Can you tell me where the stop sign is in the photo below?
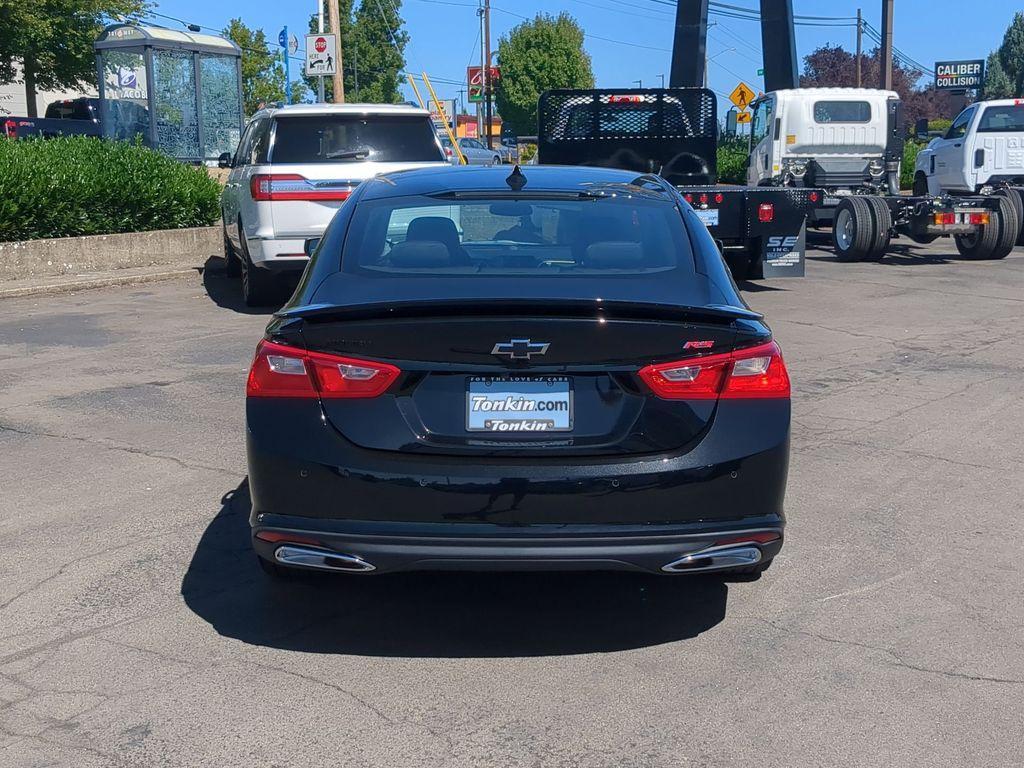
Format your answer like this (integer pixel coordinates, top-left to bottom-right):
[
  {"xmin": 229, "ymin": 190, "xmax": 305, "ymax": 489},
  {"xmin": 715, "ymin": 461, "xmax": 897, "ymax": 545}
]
[{"xmin": 314, "ymin": 37, "xmax": 327, "ymax": 53}]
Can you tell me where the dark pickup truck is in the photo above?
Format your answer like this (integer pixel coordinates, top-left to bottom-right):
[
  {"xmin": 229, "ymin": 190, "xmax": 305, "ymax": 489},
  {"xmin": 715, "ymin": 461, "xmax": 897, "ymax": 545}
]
[
  {"xmin": 2, "ymin": 97, "xmax": 147, "ymax": 142},
  {"xmin": 537, "ymin": 88, "xmax": 822, "ymax": 279}
]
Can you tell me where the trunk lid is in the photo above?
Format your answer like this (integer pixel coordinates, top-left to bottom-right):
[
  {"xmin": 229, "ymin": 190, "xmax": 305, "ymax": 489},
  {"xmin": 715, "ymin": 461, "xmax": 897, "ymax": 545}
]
[{"xmin": 293, "ymin": 298, "xmax": 759, "ymax": 457}]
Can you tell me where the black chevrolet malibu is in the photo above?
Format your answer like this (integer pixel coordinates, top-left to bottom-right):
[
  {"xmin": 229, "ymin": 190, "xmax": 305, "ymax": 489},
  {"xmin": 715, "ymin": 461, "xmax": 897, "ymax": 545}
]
[{"xmin": 246, "ymin": 165, "xmax": 790, "ymax": 579}]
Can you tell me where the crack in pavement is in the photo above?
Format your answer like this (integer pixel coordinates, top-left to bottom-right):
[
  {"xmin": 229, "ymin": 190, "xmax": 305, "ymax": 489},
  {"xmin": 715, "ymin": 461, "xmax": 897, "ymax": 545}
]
[
  {"xmin": 0, "ymin": 422, "xmax": 238, "ymax": 479},
  {"xmin": 734, "ymin": 615, "xmax": 1024, "ymax": 686}
]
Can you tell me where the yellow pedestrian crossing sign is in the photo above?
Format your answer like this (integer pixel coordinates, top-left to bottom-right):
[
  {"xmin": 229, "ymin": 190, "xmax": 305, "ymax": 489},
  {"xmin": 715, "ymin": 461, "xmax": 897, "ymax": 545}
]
[{"xmin": 730, "ymin": 82, "xmax": 756, "ymax": 111}]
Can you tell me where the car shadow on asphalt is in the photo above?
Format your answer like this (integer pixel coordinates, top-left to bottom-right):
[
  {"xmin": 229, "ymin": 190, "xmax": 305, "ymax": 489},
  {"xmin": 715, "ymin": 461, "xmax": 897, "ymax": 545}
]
[
  {"xmin": 200, "ymin": 256, "xmax": 291, "ymax": 315},
  {"xmin": 180, "ymin": 481, "xmax": 731, "ymax": 658}
]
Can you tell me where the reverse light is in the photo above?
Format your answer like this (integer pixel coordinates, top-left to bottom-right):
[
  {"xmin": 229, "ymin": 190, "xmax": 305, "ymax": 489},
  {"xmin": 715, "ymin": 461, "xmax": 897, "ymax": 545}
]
[
  {"xmin": 247, "ymin": 339, "xmax": 401, "ymax": 399},
  {"xmin": 638, "ymin": 340, "xmax": 790, "ymax": 400},
  {"xmin": 758, "ymin": 203, "xmax": 775, "ymax": 223},
  {"xmin": 250, "ymin": 174, "xmax": 353, "ymax": 202}
]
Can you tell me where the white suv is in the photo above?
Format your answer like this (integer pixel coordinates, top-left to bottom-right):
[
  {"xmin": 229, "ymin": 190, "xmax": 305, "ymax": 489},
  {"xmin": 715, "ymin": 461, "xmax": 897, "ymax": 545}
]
[{"xmin": 219, "ymin": 103, "xmax": 446, "ymax": 305}]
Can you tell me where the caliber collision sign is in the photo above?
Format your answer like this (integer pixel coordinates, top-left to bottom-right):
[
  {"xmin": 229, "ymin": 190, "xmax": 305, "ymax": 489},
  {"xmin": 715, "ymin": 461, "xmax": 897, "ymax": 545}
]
[{"xmin": 935, "ymin": 60, "xmax": 985, "ymax": 90}]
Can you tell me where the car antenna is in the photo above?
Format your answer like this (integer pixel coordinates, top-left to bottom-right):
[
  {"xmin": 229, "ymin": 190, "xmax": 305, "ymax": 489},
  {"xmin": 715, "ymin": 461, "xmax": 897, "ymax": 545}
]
[{"xmin": 505, "ymin": 165, "xmax": 527, "ymax": 191}]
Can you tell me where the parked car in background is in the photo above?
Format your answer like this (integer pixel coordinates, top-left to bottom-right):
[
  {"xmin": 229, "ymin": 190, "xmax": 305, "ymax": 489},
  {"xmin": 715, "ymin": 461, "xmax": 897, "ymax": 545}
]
[
  {"xmin": 3, "ymin": 97, "xmax": 148, "ymax": 141},
  {"xmin": 441, "ymin": 135, "xmax": 502, "ymax": 165},
  {"xmin": 219, "ymin": 103, "xmax": 447, "ymax": 305},
  {"xmin": 246, "ymin": 164, "xmax": 791, "ymax": 580}
]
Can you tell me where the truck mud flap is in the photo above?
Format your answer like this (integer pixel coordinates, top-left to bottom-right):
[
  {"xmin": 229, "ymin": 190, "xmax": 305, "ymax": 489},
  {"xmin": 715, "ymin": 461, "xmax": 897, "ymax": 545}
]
[{"xmin": 761, "ymin": 223, "xmax": 806, "ymax": 278}]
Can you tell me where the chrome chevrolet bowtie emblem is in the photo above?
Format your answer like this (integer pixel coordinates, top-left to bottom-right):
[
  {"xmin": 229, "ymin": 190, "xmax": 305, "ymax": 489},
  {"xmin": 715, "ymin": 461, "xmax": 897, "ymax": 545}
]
[{"xmin": 491, "ymin": 339, "xmax": 550, "ymax": 360}]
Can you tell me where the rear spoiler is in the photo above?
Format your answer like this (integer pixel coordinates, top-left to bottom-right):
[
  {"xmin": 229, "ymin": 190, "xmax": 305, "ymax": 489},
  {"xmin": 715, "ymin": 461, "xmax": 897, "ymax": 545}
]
[{"xmin": 277, "ymin": 298, "xmax": 762, "ymax": 323}]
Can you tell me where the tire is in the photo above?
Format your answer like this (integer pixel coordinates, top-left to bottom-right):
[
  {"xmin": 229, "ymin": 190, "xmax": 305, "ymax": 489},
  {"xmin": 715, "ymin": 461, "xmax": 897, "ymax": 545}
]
[
  {"xmin": 723, "ymin": 557, "xmax": 774, "ymax": 580},
  {"xmin": 994, "ymin": 187, "xmax": 1024, "ymax": 249},
  {"xmin": 954, "ymin": 196, "xmax": 1009, "ymax": 260},
  {"xmin": 862, "ymin": 196, "xmax": 892, "ymax": 261},
  {"xmin": 222, "ymin": 223, "xmax": 241, "ymax": 277},
  {"xmin": 238, "ymin": 222, "xmax": 281, "ymax": 306},
  {"xmin": 257, "ymin": 554, "xmax": 296, "ymax": 580},
  {"xmin": 832, "ymin": 196, "xmax": 876, "ymax": 262},
  {"xmin": 913, "ymin": 173, "xmax": 929, "ymax": 196}
]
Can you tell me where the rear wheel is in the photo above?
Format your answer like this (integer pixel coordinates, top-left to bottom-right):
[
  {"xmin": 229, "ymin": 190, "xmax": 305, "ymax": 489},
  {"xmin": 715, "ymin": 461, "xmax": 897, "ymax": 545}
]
[
  {"xmin": 862, "ymin": 196, "xmax": 892, "ymax": 261},
  {"xmin": 832, "ymin": 197, "xmax": 876, "ymax": 262},
  {"xmin": 955, "ymin": 196, "xmax": 1014, "ymax": 260},
  {"xmin": 994, "ymin": 188, "xmax": 1024, "ymax": 249},
  {"xmin": 239, "ymin": 222, "xmax": 281, "ymax": 306}
]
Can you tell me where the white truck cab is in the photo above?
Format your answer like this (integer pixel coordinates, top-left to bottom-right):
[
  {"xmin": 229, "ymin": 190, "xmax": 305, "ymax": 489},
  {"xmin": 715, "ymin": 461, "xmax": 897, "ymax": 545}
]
[
  {"xmin": 747, "ymin": 88, "xmax": 902, "ymax": 198},
  {"xmin": 914, "ymin": 99, "xmax": 1024, "ymax": 196}
]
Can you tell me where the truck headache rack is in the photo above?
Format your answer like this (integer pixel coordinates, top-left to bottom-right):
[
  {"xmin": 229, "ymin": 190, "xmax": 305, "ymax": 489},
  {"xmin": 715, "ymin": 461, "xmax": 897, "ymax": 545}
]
[{"xmin": 538, "ymin": 88, "xmax": 719, "ymax": 186}]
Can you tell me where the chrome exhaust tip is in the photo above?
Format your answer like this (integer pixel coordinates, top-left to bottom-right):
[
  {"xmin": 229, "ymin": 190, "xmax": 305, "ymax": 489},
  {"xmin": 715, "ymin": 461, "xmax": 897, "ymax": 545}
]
[
  {"xmin": 274, "ymin": 545, "xmax": 376, "ymax": 573},
  {"xmin": 662, "ymin": 545, "xmax": 762, "ymax": 574}
]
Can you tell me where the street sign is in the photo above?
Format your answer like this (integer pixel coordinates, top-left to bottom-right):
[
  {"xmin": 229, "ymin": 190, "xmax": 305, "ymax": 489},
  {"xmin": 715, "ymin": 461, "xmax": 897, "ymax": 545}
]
[
  {"xmin": 729, "ymin": 82, "xmax": 755, "ymax": 110},
  {"xmin": 278, "ymin": 29, "xmax": 287, "ymax": 48},
  {"xmin": 467, "ymin": 65, "xmax": 500, "ymax": 103},
  {"xmin": 430, "ymin": 98, "xmax": 457, "ymax": 129},
  {"xmin": 288, "ymin": 34, "xmax": 299, "ymax": 55},
  {"xmin": 305, "ymin": 34, "xmax": 337, "ymax": 76},
  {"xmin": 735, "ymin": 110, "xmax": 752, "ymax": 124},
  {"xmin": 935, "ymin": 59, "xmax": 985, "ymax": 90}
]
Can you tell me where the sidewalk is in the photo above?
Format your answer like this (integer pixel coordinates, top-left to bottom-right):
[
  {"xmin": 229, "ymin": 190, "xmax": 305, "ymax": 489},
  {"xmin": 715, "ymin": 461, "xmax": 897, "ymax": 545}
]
[{"xmin": 0, "ymin": 264, "xmax": 199, "ymax": 299}]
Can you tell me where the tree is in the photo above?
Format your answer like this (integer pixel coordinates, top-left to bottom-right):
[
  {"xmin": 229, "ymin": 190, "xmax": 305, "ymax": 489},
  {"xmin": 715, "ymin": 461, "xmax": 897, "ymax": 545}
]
[
  {"xmin": 800, "ymin": 44, "xmax": 954, "ymax": 128},
  {"xmin": 348, "ymin": 0, "xmax": 407, "ymax": 102},
  {"xmin": 996, "ymin": 12, "xmax": 1024, "ymax": 96},
  {"xmin": 495, "ymin": 13, "xmax": 594, "ymax": 136},
  {"xmin": 984, "ymin": 51, "xmax": 1014, "ymax": 100},
  {"xmin": 0, "ymin": 0, "xmax": 147, "ymax": 117},
  {"xmin": 223, "ymin": 18, "xmax": 307, "ymax": 116}
]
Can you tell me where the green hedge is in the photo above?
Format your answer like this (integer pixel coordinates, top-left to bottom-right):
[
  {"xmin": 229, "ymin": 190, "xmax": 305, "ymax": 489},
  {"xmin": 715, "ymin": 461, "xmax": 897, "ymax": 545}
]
[
  {"xmin": 0, "ymin": 137, "xmax": 221, "ymax": 241},
  {"xmin": 902, "ymin": 140, "xmax": 926, "ymax": 190},
  {"xmin": 717, "ymin": 137, "xmax": 750, "ymax": 184}
]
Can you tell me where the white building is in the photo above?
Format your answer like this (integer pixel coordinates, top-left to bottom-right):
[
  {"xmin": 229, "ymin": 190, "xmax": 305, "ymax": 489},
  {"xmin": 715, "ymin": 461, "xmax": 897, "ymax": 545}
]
[{"xmin": 0, "ymin": 61, "xmax": 97, "ymax": 117}]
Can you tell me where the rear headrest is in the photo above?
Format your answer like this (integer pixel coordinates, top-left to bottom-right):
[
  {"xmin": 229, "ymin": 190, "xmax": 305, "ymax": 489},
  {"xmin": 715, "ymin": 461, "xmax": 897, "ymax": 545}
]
[
  {"xmin": 407, "ymin": 216, "xmax": 461, "ymax": 248},
  {"xmin": 584, "ymin": 241, "xmax": 645, "ymax": 268},
  {"xmin": 388, "ymin": 240, "xmax": 452, "ymax": 268}
]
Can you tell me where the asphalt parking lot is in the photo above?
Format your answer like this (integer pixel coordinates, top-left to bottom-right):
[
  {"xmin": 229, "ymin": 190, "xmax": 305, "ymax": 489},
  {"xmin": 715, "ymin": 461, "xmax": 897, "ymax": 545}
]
[{"xmin": 1, "ymin": 236, "xmax": 1022, "ymax": 767}]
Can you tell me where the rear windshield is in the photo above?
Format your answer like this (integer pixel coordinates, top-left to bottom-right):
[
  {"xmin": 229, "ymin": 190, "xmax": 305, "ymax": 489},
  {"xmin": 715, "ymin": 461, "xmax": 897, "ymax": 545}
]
[
  {"xmin": 44, "ymin": 101, "xmax": 94, "ymax": 120},
  {"xmin": 813, "ymin": 101, "xmax": 871, "ymax": 123},
  {"xmin": 340, "ymin": 193, "xmax": 693, "ymax": 277},
  {"xmin": 270, "ymin": 115, "xmax": 443, "ymax": 163},
  {"xmin": 977, "ymin": 105, "xmax": 1024, "ymax": 132}
]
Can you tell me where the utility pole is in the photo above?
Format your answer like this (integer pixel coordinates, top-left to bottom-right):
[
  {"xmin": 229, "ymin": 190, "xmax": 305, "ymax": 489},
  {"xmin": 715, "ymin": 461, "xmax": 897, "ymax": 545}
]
[
  {"xmin": 317, "ymin": 1, "xmax": 325, "ymax": 103},
  {"xmin": 477, "ymin": 3, "xmax": 485, "ymax": 138},
  {"xmin": 855, "ymin": 8, "xmax": 862, "ymax": 87},
  {"xmin": 327, "ymin": 0, "xmax": 345, "ymax": 103},
  {"xmin": 483, "ymin": 0, "xmax": 493, "ymax": 150},
  {"xmin": 880, "ymin": 0, "xmax": 894, "ymax": 91}
]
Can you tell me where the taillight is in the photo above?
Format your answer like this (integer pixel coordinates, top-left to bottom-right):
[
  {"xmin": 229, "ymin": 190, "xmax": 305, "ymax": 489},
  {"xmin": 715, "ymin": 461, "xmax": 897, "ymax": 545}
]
[
  {"xmin": 246, "ymin": 339, "xmax": 400, "ymax": 399},
  {"xmin": 714, "ymin": 192, "xmax": 724, "ymax": 204},
  {"xmin": 637, "ymin": 340, "xmax": 790, "ymax": 400},
  {"xmin": 933, "ymin": 212, "xmax": 956, "ymax": 225},
  {"xmin": 444, "ymin": 146, "xmax": 453, "ymax": 157},
  {"xmin": 250, "ymin": 174, "xmax": 352, "ymax": 202},
  {"xmin": 808, "ymin": 191, "xmax": 819, "ymax": 203},
  {"xmin": 758, "ymin": 203, "xmax": 775, "ymax": 223},
  {"xmin": 3, "ymin": 119, "xmax": 17, "ymax": 139}
]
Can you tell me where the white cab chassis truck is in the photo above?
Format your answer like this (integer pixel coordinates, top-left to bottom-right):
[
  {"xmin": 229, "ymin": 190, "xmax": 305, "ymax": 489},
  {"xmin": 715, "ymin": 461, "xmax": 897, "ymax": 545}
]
[{"xmin": 748, "ymin": 88, "xmax": 1017, "ymax": 262}]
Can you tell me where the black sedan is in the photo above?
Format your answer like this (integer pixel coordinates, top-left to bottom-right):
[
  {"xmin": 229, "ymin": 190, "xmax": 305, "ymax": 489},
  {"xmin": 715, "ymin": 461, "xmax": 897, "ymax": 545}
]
[{"xmin": 245, "ymin": 165, "xmax": 791, "ymax": 578}]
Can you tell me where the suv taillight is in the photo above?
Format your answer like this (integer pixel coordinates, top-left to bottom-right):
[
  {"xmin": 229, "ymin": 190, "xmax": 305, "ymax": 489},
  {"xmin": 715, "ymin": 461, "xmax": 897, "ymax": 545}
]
[
  {"xmin": 246, "ymin": 340, "xmax": 401, "ymax": 399},
  {"xmin": 249, "ymin": 174, "xmax": 353, "ymax": 202},
  {"xmin": 638, "ymin": 341, "xmax": 790, "ymax": 400}
]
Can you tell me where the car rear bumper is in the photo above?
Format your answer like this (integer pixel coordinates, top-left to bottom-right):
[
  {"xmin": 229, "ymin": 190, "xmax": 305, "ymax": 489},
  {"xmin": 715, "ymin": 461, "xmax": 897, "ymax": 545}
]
[
  {"xmin": 246, "ymin": 236, "xmax": 310, "ymax": 269},
  {"xmin": 246, "ymin": 398, "xmax": 790, "ymax": 574},
  {"xmin": 251, "ymin": 516, "xmax": 785, "ymax": 575}
]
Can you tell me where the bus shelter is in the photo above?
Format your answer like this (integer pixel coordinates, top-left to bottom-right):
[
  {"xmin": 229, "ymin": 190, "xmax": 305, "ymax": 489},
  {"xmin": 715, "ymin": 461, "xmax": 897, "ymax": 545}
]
[{"xmin": 94, "ymin": 23, "xmax": 243, "ymax": 163}]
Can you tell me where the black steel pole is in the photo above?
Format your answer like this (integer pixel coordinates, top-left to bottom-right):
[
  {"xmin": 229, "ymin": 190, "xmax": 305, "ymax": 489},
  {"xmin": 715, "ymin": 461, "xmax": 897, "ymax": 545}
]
[
  {"xmin": 880, "ymin": 0, "xmax": 894, "ymax": 90},
  {"xmin": 669, "ymin": 0, "xmax": 709, "ymax": 88},
  {"xmin": 759, "ymin": 0, "xmax": 798, "ymax": 91}
]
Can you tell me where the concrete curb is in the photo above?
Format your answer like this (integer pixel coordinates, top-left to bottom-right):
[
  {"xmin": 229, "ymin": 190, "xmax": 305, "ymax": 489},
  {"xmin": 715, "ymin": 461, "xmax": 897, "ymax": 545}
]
[
  {"xmin": 0, "ymin": 267, "xmax": 198, "ymax": 300},
  {"xmin": 0, "ymin": 226, "xmax": 219, "ymax": 281}
]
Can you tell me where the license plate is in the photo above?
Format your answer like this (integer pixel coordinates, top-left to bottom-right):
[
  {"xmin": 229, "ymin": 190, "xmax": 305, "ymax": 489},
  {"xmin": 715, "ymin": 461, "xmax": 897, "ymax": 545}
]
[
  {"xmin": 694, "ymin": 208, "xmax": 719, "ymax": 227},
  {"xmin": 466, "ymin": 376, "xmax": 573, "ymax": 432}
]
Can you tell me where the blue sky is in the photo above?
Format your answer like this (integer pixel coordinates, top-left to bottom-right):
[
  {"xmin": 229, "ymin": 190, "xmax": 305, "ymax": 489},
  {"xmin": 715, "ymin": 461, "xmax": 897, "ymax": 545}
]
[{"xmin": 147, "ymin": 0, "xmax": 1022, "ymax": 111}]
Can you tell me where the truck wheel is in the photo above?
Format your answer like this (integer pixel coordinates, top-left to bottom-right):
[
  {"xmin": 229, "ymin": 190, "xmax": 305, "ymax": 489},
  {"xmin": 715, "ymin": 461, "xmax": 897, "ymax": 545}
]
[
  {"xmin": 833, "ymin": 197, "xmax": 876, "ymax": 262},
  {"xmin": 239, "ymin": 224, "xmax": 281, "ymax": 306},
  {"xmin": 913, "ymin": 173, "xmax": 929, "ymax": 196},
  {"xmin": 992, "ymin": 194, "xmax": 1019, "ymax": 259},
  {"xmin": 954, "ymin": 197, "xmax": 1011, "ymax": 260},
  {"xmin": 862, "ymin": 196, "xmax": 892, "ymax": 261},
  {"xmin": 994, "ymin": 188, "xmax": 1024, "ymax": 248}
]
